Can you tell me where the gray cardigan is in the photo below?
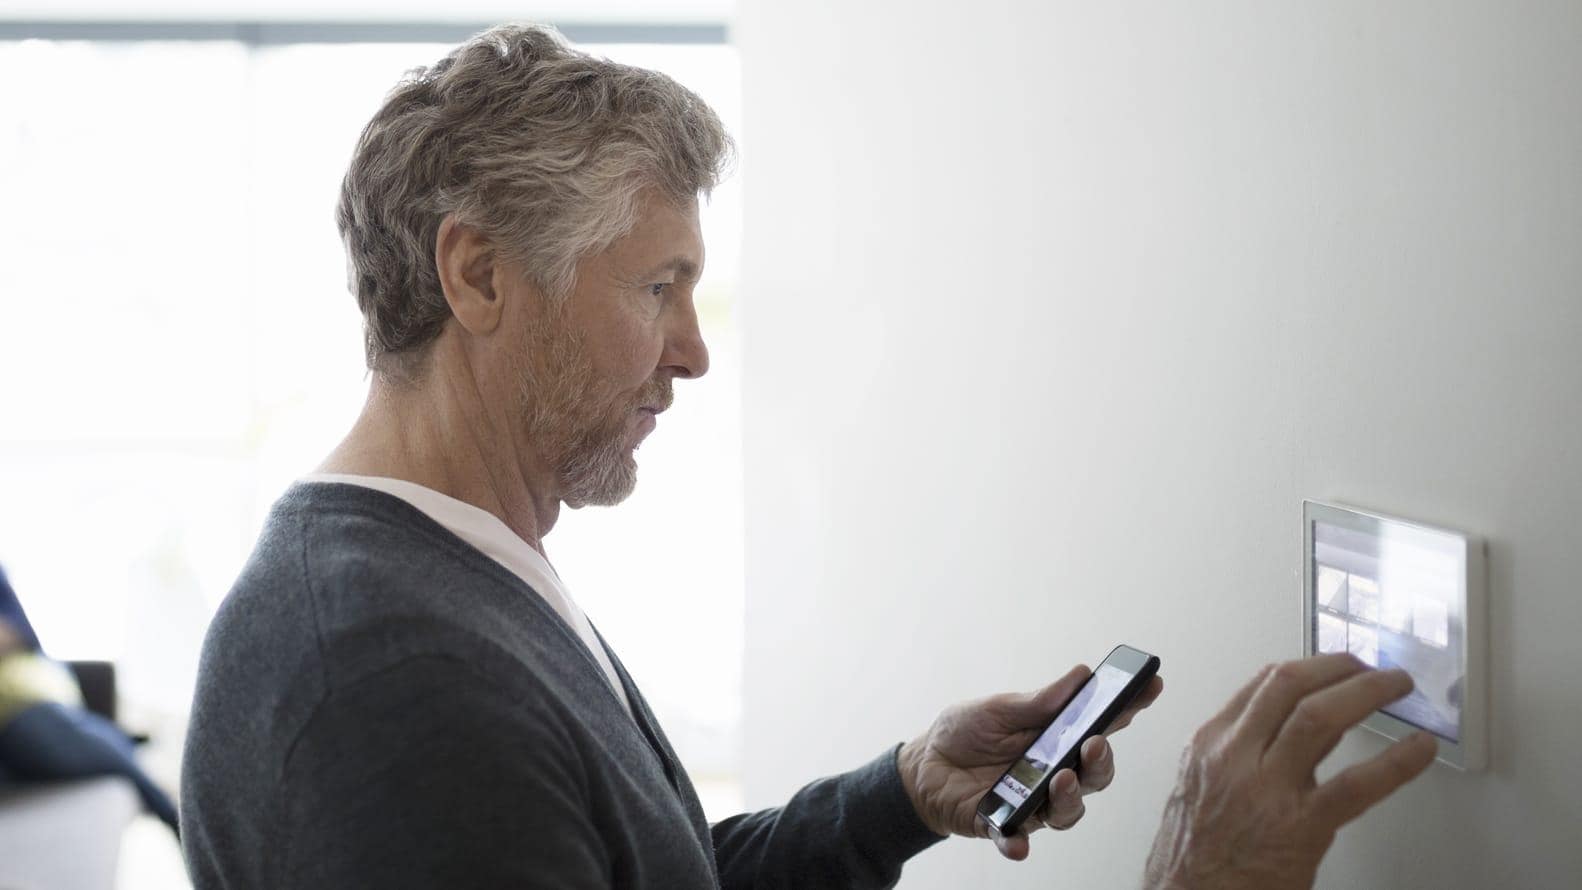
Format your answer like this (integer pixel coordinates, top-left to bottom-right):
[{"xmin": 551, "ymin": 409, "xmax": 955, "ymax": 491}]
[{"xmin": 181, "ymin": 482, "xmax": 943, "ymax": 888}]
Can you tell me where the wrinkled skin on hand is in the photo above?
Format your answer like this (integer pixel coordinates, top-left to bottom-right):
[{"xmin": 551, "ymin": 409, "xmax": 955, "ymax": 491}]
[
  {"xmin": 1143, "ymin": 654, "xmax": 1438, "ymax": 890},
  {"xmin": 898, "ymin": 664, "xmax": 1164, "ymax": 861}
]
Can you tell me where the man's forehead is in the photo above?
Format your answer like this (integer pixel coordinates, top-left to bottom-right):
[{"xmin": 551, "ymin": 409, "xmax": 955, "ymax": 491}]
[{"xmin": 608, "ymin": 194, "xmax": 706, "ymax": 277}]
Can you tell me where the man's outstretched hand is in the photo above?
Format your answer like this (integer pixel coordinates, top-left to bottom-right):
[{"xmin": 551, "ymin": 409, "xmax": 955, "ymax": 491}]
[
  {"xmin": 897, "ymin": 664, "xmax": 1164, "ymax": 861},
  {"xmin": 1143, "ymin": 653, "xmax": 1438, "ymax": 890}
]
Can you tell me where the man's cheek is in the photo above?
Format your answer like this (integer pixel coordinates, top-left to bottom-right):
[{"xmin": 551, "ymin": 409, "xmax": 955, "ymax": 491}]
[{"xmin": 625, "ymin": 328, "xmax": 665, "ymax": 384}]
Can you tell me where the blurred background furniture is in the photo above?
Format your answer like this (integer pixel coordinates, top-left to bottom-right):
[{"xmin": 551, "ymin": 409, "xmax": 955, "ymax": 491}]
[{"xmin": 0, "ymin": 661, "xmax": 147, "ymax": 890}]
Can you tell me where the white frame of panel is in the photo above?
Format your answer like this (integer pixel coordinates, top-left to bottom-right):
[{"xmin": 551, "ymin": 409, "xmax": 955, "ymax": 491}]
[{"xmin": 1301, "ymin": 500, "xmax": 1486, "ymax": 771}]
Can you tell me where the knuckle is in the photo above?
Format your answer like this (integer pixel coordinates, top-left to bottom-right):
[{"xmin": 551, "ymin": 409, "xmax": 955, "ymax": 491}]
[
  {"xmin": 1286, "ymin": 700, "xmax": 1331, "ymax": 737},
  {"xmin": 1084, "ymin": 736, "xmax": 1109, "ymax": 760},
  {"xmin": 1181, "ymin": 733, "xmax": 1228, "ymax": 782},
  {"xmin": 1328, "ymin": 769, "xmax": 1362, "ymax": 806},
  {"xmin": 1187, "ymin": 725, "xmax": 1218, "ymax": 754},
  {"xmin": 984, "ymin": 692, "xmax": 1020, "ymax": 712},
  {"xmin": 1270, "ymin": 660, "xmax": 1308, "ymax": 686},
  {"xmin": 1262, "ymin": 663, "xmax": 1303, "ymax": 697},
  {"xmin": 1306, "ymin": 802, "xmax": 1334, "ymax": 834}
]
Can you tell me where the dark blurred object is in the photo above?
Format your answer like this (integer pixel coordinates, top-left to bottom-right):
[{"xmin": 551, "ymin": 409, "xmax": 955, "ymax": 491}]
[
  {"xmin": 65, "ymin": 660, "xmax": 117, "ymax": 724},
  {"xmin": 63, "ymin": 661, "xmax": 149, "ymax": 745}
]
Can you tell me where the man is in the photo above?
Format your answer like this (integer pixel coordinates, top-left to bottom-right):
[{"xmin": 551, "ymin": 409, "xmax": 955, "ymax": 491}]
[{"xmin": 181, "ymin": 24, "xmax": 1436, "ymax": 889}]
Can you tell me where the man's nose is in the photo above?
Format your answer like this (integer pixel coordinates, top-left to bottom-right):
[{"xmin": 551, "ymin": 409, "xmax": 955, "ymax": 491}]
[{"xmin": 664, "ymin": 301, "xmax": 710, "ymax": 380}]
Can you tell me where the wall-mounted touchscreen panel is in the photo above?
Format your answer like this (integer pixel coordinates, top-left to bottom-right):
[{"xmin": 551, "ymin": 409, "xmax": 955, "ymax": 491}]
[{"xmin": 1302, "ymin": 501, "xmax": 1485, "ymax": 770}]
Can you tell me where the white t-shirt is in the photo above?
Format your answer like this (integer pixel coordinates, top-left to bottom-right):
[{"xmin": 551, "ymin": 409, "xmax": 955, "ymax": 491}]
[{"xmin": 298, "ymin": 472, "xmax": 634, "ymax": 719}]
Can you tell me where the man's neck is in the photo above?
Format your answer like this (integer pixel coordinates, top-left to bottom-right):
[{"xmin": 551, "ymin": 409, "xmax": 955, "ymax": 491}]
[{"xmin": 317, "ymin": 365, "xmax": 561, "ymax": 555}]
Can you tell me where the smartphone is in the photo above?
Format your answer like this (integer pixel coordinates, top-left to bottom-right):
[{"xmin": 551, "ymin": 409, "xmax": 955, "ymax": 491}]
[{"xmin": 977, "ymin": 644, "xmax": 1161, "ymax": 836}]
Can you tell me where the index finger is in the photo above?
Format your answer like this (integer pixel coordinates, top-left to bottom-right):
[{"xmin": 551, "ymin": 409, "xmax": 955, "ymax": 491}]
[
  {"xmin": 1263, "ymin": 667, "xmax": 1414, "ymax": 777},
  {"xmin": 1234, "ymin": 654, "xmax": 1371, "ymax": 749}
]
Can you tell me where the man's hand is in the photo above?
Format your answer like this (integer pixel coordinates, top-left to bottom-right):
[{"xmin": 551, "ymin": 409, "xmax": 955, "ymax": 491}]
[
  {"xmin": 898, "ymin": 664, "xmax": 1164, "ymax": 861},
  {"xmin": 1143, "ymin": 653, "xmax": 1438, "ymax": 890}
]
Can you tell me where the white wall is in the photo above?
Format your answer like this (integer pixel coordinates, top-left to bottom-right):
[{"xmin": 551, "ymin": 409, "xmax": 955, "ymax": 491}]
[{"xmin": 736, "ymin": 2, "xmax": 1581, "ymax": 887}]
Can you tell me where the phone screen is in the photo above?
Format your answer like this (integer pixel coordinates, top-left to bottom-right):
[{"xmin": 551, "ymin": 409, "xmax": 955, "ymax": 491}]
[{"xmin": 989, "ymin": 662, "xmax": 1134, "ymax": 808}]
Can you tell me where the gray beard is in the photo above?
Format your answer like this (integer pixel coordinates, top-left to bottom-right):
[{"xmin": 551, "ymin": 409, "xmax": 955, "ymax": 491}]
[
  {"xmin": 517, "ymin": 325, "xmax": 647, "ymax": 509},
  {"xmin": 558, "ymin": 430, "xmax": 639, "ymax": 509}
]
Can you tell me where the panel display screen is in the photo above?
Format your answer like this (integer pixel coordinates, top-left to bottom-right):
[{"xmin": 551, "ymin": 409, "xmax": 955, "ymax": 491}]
[{"xmin": 1311, "ymin": 518, "xmax": 1466, "ymax": 741}]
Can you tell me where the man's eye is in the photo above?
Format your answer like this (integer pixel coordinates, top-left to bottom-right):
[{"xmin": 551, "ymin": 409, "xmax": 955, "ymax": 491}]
[{"xmin": 649, "ymin": 283, "xmax": 671, "ymax": 298}]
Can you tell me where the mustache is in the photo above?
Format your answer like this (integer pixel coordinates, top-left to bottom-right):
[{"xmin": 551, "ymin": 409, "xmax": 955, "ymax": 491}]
[{"xmin": 640, "ymin": 377, "xmax": 674, "ymax": 412}]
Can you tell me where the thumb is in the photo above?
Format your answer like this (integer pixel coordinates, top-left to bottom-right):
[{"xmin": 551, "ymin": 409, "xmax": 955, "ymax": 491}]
[{"xmin": 1004, "ymin": 664, "xmax": 1090, "ymax": 726}]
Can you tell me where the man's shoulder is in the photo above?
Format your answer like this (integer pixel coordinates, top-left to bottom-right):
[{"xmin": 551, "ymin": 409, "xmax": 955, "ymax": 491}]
[
  {"xmin": 204, "ymin": 482, "xmax": 561, "ymax": 693},
  {"xmin": 183, "ymin": 481, "xmax": 598, "ymax": 798},
  {"xmin": 257, "ymin": 480, "xmax": 508, "ymax": 604}
]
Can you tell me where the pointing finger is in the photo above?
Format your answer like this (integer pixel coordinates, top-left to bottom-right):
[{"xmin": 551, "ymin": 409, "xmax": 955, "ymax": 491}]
[
  {"xmin": 1264, "ymin": 668, "xmax": 1414, "ymax": 777},
  {"xmin": 1234, "ymin": 654, "xmax": 1371, "ymax": 749},
  {"xmin": 1312, "ymin": 731, "xmax": 1437, "ymax": 828}
]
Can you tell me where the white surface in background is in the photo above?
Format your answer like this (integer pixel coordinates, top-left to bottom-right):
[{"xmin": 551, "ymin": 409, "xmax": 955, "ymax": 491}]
[
  {"xmin": 0, "ymin": 778, "xmax": 139, "ymax": 890},
  {"xmin": 117, "ymin": 815, "xmax": 189, "ymax": 890},
  {"xmin": 737, "ymin": 1, "xmax": 1582, "ymax": 887}
]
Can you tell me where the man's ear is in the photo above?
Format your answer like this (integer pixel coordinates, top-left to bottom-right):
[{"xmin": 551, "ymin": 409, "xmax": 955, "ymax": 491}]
[{"xmin": 435, "ymin": 214, "xmax": 503, "ymax": 336}]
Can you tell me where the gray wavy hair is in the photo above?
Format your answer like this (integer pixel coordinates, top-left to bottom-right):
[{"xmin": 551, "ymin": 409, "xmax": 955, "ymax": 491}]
[{"xmin": 336, "ymin": 24, "xmax": 733, "ymax": 377}]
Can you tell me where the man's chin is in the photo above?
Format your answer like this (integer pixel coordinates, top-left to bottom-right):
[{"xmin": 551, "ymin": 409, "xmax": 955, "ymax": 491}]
[{"xmin": 561, "ymin": 455, "xmax": 639, "ymax": 509}]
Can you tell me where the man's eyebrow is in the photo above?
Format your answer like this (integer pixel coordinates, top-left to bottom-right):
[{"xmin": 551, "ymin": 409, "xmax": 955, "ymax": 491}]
[{"xmin": 640, "ymin": 255, "xmax": 701, "ymax": 280}]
